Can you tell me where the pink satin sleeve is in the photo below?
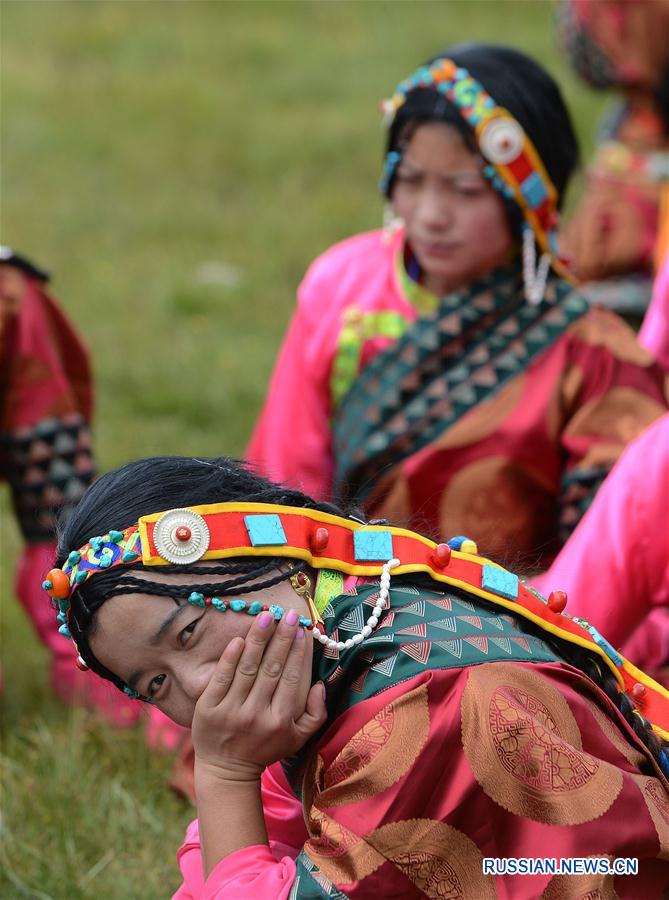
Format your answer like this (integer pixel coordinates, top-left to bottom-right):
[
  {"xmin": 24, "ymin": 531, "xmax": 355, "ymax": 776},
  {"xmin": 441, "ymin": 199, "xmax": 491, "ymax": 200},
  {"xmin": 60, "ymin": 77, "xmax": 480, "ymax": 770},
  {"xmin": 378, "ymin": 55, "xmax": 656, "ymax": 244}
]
[
  {"xmin": 172, "ymin": 763, "xmax": 305, "ymax": 900},
  {"xmin": 533, "ymin": 413, "xmax": 669, "ymax": 662},
  {"xmin": 640, "ymin": 255, "xmax": 669, "ymax": 372},
  {"xmin": 246, "ymin": 291, "xmax": 335, "ymax": 503}
]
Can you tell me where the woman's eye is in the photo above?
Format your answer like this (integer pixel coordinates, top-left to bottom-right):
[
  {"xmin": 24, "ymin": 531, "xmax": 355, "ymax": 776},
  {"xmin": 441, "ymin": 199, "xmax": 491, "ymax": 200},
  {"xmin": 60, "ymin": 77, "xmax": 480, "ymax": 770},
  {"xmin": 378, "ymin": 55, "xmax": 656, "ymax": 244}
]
[
  {"xmin": 149, "ymin": 673, "xmax": 166, "ymax": 697},
  {"xmin": 452, "ymin": 179, "xmax": 487, "ymax": 196},
  {"xmin": 180, "ymin": 619, "xmax": 199, "ymax": 644},
  {"xmin": 396, "ymin": 171, "xmax": 421, "ymax": 186}
]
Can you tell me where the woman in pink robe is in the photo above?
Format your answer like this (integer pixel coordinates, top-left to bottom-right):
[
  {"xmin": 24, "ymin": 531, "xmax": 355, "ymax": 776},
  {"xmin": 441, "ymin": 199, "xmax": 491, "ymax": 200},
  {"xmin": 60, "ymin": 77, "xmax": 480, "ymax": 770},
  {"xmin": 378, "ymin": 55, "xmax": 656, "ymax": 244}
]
[{"xmin": 248, "ymin": 45, "xmax": 667, "ymax": 573}]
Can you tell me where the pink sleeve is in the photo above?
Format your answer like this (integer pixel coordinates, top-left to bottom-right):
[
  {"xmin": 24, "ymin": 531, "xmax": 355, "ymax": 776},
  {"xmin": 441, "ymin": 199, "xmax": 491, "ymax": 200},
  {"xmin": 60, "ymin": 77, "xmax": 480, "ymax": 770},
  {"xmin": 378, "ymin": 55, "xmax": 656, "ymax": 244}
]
[
  {"xmin": 198, "ymin": 846, "xmax": 296, "ymax": 900},
  {"xmin": 246, "ymin": 291, "xmax": 334, "ymax": 502},
  {"xmin": 534, "ymin": 413, "xmax": 669, "ymax": 649},
  {"xmin": 172, "ymin": 764, "xmax": 304, "ymax": 900},
  {"xmin": 640, "ymin": 256, "xmax": 669, "ymax": 372}
]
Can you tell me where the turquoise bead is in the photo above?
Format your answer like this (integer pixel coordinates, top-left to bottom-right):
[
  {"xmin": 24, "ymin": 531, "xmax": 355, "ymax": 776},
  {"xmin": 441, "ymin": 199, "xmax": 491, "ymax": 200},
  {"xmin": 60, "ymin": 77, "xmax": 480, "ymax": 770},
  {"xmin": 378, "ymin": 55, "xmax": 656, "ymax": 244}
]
[
  {"xmin": 188, "ymin": 592, "xmax": 206, "ymax": 607},
  {"xmin": 299, "ymin": 616, "xmax": 312, "ymax": 628},
  {"xmin": 108, "ymin": 530, "xmax": 124, "ymax": 544},
  {"xmin": 67, "ymin": 551, "xmax": 81, "ymax": 566},
  {"xmin": 75, "ymin": 570, "xmax": 88, "ymax": 584},
  {"xmin": 269, "ymin": 604, "xmax": 284, "ymax": 621},
  {"xmin": 122, "ymin": 550, "xmax": 139, "ymax": 563},
  {"xmin": 42, "ymin": 579, "xmax": 53, "ymax": 591},
  {"xmin": 90, "ymin": 536, "xmax": 104, "ymax": 551},
  {"xmin": 98, "ymin": 555, "xmax": 112, "ymax": 569},
  {"xmin": 57, "ymin": 612, "xmax": 67, "ymax": 625},
  {"xmin": 247, "ymin": 601, "xmax": 263, "ymax": 616},
  {"xmin": 211, "ymin": 598, "xmax": 227, "ymax": 611},
  {"xmin": 230, "ymin": 599, "xmax": 247, "ymax": 612},
  {"xmin": 58, "ymin": 624, "xmax": 71, "ymax": 638},
  {"xmin": 58, "ymin": 599, "xmax": 69, "ymax": 611}
]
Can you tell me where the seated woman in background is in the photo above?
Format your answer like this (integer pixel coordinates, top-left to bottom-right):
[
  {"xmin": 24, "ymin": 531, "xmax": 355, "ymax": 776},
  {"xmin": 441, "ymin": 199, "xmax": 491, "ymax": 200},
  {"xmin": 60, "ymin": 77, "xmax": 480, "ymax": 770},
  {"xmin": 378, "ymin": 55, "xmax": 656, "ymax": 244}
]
[
  {"xmin": 44, "ymin": 455, "xmax": 669, "ymax": 898},
  {"xmin": 0, "ymin": 247, "xmax": 138, "ymax": 727},
  {"xmin": 248, "ymin": 43, "xmax": 668, "ymax": 571}
]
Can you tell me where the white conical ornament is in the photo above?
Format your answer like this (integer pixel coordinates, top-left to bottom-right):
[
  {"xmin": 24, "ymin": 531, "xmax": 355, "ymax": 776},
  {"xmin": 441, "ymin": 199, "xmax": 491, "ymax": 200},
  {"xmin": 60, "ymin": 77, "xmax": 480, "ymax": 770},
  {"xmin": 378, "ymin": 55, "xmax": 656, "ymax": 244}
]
[{"xmin": 522, "ymin": 226, "xmax": 551, "ymax": 306}]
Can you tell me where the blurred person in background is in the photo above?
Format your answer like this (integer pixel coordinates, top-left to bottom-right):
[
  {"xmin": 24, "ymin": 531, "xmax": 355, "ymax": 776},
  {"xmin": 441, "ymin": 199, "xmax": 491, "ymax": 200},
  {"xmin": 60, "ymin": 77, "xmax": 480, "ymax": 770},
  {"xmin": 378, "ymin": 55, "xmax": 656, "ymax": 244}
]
[
  {"xmin": 536, "ymin": 234, "xmax": 669, "ymax": 687},
  {"xmin": 0, "ymin": 247, "xmax": 138, "ymax": 726},
  {"xmin": 248, "ymin": 43, "xmax": 668, "ymax": 576},
  {"xmin": 556, "ymin": 0, "xmax": 669, "ymax": 318}
]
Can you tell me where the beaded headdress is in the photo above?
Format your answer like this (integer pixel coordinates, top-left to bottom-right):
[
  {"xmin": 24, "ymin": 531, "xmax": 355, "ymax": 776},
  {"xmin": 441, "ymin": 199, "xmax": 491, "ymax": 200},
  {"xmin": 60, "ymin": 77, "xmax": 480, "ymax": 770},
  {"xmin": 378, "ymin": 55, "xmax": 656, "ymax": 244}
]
[
  {"xmin": 44, "ymin": 501, "xmax": 669, "ymax": 740},
  {"xmin": 379, "ymin": 57, "xmax": 573, "ymax": 299}
]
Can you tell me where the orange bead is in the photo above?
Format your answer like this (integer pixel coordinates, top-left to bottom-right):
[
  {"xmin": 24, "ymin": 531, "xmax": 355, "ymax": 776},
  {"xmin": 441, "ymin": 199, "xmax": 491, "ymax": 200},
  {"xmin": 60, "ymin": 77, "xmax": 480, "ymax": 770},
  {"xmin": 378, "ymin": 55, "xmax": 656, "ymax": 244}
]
[
  {"xmin": 310, "ymin": 527, "xmax": 329, "ymax": 553},
  {"xmin": 548, "ymin": 590, "xmax": 568, "ymax": 613},
  {"xmin": 432, "ymin": 543, "xmax": 452, "ymax": 568},
  {"xmin": 44, "ymin": 568, "xmax": 71, "ymax": 600}
]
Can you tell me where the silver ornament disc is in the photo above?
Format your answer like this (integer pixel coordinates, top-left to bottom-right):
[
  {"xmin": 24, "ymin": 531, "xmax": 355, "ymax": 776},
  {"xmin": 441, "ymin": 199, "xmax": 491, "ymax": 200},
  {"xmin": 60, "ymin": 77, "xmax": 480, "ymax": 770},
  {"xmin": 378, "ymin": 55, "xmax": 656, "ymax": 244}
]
[
  {"xmin": 154, "ymin": 508, "xmax": 210, "ymax": 564},
  {"xmin": 479, "ymin": 117, "xmax": 524, "ymax": 166}
]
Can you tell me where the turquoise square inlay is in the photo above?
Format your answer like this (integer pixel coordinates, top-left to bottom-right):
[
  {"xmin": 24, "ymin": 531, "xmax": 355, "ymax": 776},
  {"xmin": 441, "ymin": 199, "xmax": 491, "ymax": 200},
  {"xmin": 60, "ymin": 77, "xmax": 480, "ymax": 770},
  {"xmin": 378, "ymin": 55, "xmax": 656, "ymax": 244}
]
[
  {"xmin": 244, "ymin": 514, "xmax": 287, "ymax": 546},
  {"xmin": 481, "ymin": 564, "xmax": 518, "ymax": 600},
  {"xmin": 353, "ymin": 529, "xmax": 393, "ymax": 561}
]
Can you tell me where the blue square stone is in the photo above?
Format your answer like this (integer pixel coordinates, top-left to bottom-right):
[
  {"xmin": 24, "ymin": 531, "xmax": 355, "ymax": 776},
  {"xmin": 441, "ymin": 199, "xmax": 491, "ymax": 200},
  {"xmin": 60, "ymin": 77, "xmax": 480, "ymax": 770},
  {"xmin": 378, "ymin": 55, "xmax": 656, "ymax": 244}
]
[
  {"xmin": 244, "ymin": 514, "xmax": 287, "ymax": 547},
  {"xmin": 521, "ymin": 172, "xmax": 547, "ymax": 208},
  {"xmin": 481, "ymin": 564, "xmax": 518, "ymax": 600},
  {"xmin": 353, "ymin": 529, "xmax": 393, "ymax": 562}
]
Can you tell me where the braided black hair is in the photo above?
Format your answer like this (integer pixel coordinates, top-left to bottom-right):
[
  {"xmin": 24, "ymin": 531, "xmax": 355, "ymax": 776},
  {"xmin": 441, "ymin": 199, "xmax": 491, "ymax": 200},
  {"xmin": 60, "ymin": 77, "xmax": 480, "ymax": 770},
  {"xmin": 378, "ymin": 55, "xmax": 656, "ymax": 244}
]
[{"xmin": 56, "ymin": 456, "xmax": 345, "ymax": 694}]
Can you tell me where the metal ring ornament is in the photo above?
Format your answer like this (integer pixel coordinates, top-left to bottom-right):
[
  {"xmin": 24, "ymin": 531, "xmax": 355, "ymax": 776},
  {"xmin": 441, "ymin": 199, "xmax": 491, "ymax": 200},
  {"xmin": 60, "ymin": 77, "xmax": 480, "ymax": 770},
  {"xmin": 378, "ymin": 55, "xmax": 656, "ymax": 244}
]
[
  {"xmin": 478, "ymin": 116, "xmax": 524, "ymax": 166},
  {"xmin": 153, "ymin": 508, "xmax": 210, "ymax": 564}
]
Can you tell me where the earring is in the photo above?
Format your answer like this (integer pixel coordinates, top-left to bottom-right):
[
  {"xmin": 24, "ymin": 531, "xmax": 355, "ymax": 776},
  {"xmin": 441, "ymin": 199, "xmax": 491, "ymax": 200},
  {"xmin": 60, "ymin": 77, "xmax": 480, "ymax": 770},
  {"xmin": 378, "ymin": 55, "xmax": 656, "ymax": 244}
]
[
  {"xmin": 522, "ymin": 224, "xmax": 551, "ymax": 305},
  {"xmin": 383, "ymin": 203, "xmax": 403, "ymax": 242},
  {"xmin": 290, "ymin": 571, "xmax": 322, "ymax": 625}
]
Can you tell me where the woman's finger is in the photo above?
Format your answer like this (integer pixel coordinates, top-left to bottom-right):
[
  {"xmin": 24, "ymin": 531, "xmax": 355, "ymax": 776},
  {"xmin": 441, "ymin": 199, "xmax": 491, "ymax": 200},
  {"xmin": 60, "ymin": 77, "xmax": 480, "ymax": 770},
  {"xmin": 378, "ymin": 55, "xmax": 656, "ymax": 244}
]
[
  {"xmin": 246, "ymin": 609, "xmax": 303, "ymax": 706},
  {"xmin": 198, "ymin": 636, "xmax": 245, "ymax": 708},
  {"xmin": 269, "ymin": 623, "xmax": 308, "ymax": 716},
  {"xmin": 292, "ymin": 680, "xmax": 328, "ymax": 744},
  {"xmin": 224, "ymin": 610, "xmax": 277, "ymax": 704}
]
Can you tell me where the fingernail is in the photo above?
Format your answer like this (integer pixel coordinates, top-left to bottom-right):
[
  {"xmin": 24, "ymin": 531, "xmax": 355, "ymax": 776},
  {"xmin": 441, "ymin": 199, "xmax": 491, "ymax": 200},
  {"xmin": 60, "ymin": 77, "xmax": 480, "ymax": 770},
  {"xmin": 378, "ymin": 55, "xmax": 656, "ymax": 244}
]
[
  {"xmin": 285, "ymin": 609, "xmax": 298, "ymax": 626},
  {"xmin": 257, "ymin": 612, "xmax": 272, "ymax": 628},
  {"xmin": 295, "ymin": 625, "xmax": 305, "ymax": 640}
]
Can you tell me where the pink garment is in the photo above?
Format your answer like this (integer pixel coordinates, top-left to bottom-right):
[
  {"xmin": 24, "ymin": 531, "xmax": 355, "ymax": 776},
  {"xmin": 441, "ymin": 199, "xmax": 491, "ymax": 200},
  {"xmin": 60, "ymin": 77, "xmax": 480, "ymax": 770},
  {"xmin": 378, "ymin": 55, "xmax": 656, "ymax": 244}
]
[
  {"xmin": 173, "ymin": 762, "xmax": 305, "ymax": 900},
  {"xmin": 534, "ymin": 413, "xmax": 669, "ymax": 668},
  {"xmin": 247, "ymin": 230, "xmax": 418, "ymax": 502},
  {"xmin": 640, "ymin": 254, "xmax": 669, "ymax": 371}
]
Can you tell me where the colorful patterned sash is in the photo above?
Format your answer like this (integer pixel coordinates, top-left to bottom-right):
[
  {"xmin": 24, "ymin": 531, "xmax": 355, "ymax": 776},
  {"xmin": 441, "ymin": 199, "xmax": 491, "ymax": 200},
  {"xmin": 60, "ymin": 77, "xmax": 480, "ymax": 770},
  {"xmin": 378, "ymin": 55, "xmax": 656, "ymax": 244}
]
[{"xmin": 332, "ymin": 268, "xmax": 587, "ymax": 506}]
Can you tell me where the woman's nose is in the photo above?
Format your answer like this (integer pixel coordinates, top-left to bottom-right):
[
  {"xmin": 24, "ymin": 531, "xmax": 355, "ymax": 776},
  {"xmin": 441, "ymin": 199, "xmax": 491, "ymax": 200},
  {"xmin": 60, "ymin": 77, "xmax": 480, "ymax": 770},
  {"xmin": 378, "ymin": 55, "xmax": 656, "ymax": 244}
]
[{"xmin": 418, "ymin": 188, "xmax": 453, "ymax": 230}]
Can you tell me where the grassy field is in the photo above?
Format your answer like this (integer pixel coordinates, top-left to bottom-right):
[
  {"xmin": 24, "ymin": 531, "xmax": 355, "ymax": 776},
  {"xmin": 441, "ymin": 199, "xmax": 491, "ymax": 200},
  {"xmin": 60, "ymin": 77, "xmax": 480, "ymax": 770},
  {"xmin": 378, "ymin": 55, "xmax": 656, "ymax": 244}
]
[{"xmin": 1, "ymin": 2, "xmax": 606, "ymax": 897}]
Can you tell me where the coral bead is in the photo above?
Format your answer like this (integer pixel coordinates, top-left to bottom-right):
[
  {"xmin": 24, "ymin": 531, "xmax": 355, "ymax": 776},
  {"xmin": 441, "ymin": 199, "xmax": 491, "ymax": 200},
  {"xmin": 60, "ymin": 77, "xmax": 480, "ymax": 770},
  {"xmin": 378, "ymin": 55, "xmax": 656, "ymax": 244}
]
[
  {"xmin": 310, "ymin": 527, "xmax": 329, "ymax": 553},
  {"xmin": 44, "ymin": 568, "xmax": 71, "ymax": 600},
  {"xmin": 631, "ymin": 683, "xmax": 646, "ymax": 702},
  {"xmin": 548, "ymin": 590, "xmax": 568, "ymax": 613},
  {"xmin": 432, "ymin": 543, "xmax": 452, "ymax": 568},
  {"xmin": 175, "ymin": 525, "xmax": 192, "ymax": 543}
]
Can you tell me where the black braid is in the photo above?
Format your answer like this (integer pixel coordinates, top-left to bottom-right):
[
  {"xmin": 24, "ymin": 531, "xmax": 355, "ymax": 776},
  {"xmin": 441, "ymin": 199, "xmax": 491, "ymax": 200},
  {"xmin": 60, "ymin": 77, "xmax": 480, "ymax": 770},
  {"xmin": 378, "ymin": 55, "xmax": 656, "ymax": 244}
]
[
  {"xmin": 571, "ymin": 647, "xmax": 667, "ymax": 773},
  {"xmin": 68, "ymin": 557, "xmax": 309, "ymax": 694}
]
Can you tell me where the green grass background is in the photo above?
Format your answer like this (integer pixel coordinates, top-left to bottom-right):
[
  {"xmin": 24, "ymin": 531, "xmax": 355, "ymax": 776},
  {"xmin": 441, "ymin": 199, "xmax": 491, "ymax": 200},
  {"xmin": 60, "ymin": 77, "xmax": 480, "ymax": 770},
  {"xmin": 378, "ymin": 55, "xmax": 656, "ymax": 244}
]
[{"xmin": 1, "ymin": 2, "xmax": 605, "ymax": 897}]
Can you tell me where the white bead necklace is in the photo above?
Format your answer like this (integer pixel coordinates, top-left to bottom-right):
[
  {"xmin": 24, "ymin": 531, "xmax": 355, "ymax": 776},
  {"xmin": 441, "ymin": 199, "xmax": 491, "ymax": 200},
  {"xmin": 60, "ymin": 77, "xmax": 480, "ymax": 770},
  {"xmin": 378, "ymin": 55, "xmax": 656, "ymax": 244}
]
[{"xmin": 314, "ymin": 557, "xmax": 400, "ymax": 652}]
